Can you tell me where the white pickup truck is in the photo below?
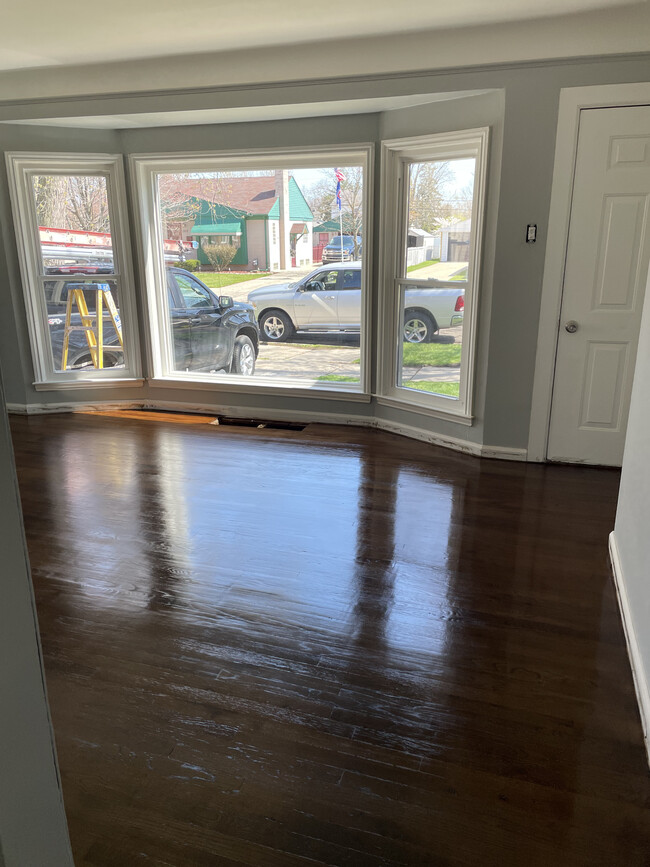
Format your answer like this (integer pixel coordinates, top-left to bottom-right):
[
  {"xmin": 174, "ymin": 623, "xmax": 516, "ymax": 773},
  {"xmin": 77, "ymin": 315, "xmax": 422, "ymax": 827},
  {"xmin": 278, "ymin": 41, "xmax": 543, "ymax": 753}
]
[{"xmin": 247, "ymin": 262, "xmax": 464, "ymax": 343}]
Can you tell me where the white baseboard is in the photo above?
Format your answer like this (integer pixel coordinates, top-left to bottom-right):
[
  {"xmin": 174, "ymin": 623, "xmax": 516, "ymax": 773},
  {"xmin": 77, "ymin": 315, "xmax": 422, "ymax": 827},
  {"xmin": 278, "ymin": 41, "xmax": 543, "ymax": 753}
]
[
  {"xmin": 372, "ymin": 416, "xmax": 527, "ymax": 461},
  {"xmin": 609, "ymin": 532, "xmax": 650, "ymax": 768},
  {"xmin": 6, "ymin": 400, "xmax": 141, "ymax": 415},
  {"xmin": 6, "ymin": 397, "xmax": 528, "ymax": 462}
]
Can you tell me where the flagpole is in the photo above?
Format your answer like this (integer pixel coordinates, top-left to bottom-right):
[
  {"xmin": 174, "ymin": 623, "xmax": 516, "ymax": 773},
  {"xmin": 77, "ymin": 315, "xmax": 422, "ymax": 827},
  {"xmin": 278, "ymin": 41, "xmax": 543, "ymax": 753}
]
[{"xmin": 337, "ymin": 169, "xmax": 343, "ymax": 258}]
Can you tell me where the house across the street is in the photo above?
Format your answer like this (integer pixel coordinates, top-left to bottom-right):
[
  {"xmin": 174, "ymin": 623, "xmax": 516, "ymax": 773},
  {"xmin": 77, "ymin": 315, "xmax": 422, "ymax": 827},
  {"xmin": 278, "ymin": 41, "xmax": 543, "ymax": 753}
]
[{"xmin": 164, "ymin": 170, "xmax": 314, "ymax": 271}]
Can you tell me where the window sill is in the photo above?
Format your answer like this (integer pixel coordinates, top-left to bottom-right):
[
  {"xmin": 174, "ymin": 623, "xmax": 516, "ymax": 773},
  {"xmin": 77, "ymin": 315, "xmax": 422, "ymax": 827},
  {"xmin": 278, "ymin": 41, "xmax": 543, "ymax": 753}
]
[
  {"xmin": 148, "ymin": 375, "xmax": 372, "ymax": 403},
  {"xmin": 376, "ymin": 394, "xmax": 474, "ymax": 426},
  {"xmin": 33, "ymin": 378, "xmax": 145, "ymax": 392}
]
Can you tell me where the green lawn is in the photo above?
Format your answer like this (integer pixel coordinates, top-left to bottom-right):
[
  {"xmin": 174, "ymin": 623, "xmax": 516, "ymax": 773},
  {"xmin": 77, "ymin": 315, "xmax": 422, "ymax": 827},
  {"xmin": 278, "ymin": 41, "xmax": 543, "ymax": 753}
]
[
  {"xmin": 351, "ymin": 342, "xmax": 461, "ymax": 367},
  {"xmin": 316, "ymin": 374, "xmax": 458, "ymax": 397},
  {"xmin": 200, "ymin": 271, "xmax": 269, "ymax": 289},
  {"xmin": 402, "ymin": 342, "xmax": 461, "ymax": 367},
  {"xmin": 403, "ymin": 381, "xmax": 460, "ymax": 397},
  {"xmin": 406, "ymin": 258, "xmax": 440, "ymax": 273},
  {"xmin": 316, "ymin": 374, "xmax": 360, "ymax": 382}
]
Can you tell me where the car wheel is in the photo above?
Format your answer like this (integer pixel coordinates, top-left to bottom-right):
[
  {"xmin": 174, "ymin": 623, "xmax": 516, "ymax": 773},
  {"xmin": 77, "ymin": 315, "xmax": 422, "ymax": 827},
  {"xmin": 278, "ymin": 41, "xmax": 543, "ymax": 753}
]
[
  {"xmin": 403, "ymin": 310, "xmax": 436, "ymax": 344},
  {"xmin": 70, "ymin": 352, "xmax": 119, "ymax": 369},
  {"xmin": 231, "ymin": 335, "xmax": 256, "ymax": 376},
  {"xmin": 259, "ymin": 310, "xmax": 295, "ymax": 342}
]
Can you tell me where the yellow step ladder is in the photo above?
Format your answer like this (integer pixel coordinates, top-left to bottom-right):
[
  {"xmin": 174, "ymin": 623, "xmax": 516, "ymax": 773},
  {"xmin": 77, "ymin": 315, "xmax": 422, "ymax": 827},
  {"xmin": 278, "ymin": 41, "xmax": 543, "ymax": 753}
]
[{"xmin": 61, "ymin": 283, "xmax": 124, "ymax": 370}]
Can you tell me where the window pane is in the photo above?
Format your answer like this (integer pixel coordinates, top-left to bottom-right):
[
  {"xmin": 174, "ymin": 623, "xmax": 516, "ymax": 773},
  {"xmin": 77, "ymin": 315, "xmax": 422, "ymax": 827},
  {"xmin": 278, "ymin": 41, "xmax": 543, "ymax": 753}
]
[
  {"xmin": 46, "ymin": 279, "xmax": 125, "ymax": 373},
  {"xmin": 32, "ymin": 175, "xmax": 115, "ymax": 275},
  {"xmin": 398, "ymin": 158, "xmax": 473, "ymax": 400},
  {"xmin": 174, "ymin": 273, "xmax": 214, "ymax": 309},
  {"xmin": 155, "ymin": 167, "xmax": 365, "ymax": 385}
]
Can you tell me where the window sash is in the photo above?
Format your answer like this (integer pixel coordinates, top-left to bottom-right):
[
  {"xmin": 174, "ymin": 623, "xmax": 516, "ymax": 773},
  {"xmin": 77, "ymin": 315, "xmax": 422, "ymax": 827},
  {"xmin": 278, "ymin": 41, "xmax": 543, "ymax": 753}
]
[
  {"xmin": 6, "ymin": 153, "xmax": 140, "ymax": 384},
  {"xmin": 378, "ymin": 129, "xmax": 489, "ymax": 421},
  {"xmin": 130, "ymin": 145, "xmax": 373, "ymax": 392}
]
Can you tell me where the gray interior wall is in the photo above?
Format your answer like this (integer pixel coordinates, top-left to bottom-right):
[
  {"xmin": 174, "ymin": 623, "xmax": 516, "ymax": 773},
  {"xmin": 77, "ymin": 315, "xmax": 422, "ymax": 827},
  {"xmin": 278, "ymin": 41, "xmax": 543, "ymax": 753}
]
[
  {"xmin": 0, "ymin": 372, "xmax": 73, "ymax": 865},
  {"xmin": 0, "ymin": 55, "xmax": 649, "ymax": 450}
]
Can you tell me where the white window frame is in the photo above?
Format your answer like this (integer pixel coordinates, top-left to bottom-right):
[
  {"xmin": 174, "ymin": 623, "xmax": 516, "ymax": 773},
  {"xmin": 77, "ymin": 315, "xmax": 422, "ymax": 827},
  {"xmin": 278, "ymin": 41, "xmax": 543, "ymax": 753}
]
[
  {"xmin": 130, "ymin": 145, "xmax": 373, "ymax": 402},
  {"xmin": 6, "ymin": 152, "xmax": 141, "ymax": 388},
  {"xmin": 377, "ymin": 129, "xmax": 489, "ymax": 424}
]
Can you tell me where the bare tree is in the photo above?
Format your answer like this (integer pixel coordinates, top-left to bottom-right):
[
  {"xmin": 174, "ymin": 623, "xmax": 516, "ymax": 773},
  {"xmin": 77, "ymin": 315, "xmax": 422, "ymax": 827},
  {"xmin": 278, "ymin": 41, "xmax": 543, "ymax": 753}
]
[
  {"xmin": 157, "ymin": 173, "xmax": 202, "ymax": 240},
  {"xmin": 33, "ymin": 176, "xmax": 68, "ymax": 227},
  {"xmin": 304, "ymin": 167, "xmax": 364, "ymax": 256},
  {"xmin": 408, "ymin": 162, "xmax": 455, "ymax": 232},
  {"xmin": 66, "ymin": 176, "xmax": 111, "ymax": 232},
  {"xmin": 32, "ymin": 174, "xmax": 110, "ymax": 232}
]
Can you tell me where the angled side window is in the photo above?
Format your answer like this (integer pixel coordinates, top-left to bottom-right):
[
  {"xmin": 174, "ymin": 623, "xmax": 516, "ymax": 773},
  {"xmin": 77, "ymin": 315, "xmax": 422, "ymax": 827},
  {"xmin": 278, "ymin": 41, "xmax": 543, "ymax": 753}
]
[
  {"xmin": 379, "ymin": 129, "xmax": 489, "ymax": 422},
  {"xmin": 7, "ymin": 154, "xmax": 140, "ymax": 385}
]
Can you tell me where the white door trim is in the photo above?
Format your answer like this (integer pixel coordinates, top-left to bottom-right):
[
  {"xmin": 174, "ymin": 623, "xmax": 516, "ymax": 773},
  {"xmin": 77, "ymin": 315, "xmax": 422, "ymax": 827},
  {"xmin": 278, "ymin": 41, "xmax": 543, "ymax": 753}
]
[{"xmin": 528, "ymin": 82, "xmax": 650, "ymax": 463}]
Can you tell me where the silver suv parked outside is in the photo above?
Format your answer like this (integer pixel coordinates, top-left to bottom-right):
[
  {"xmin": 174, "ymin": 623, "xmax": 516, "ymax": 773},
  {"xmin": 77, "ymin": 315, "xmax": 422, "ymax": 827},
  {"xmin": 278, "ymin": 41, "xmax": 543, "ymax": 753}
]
[{"xmin": 247, "ymin": 262, "xmax": 464, "ymax": 343}]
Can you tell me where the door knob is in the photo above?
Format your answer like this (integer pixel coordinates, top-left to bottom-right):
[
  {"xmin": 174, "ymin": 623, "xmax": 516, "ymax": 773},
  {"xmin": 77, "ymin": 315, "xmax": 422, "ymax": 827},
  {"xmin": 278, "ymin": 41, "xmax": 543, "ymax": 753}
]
[{"xmin": 565, "ymin": 321, "xmax": 579, "ymax": 333}]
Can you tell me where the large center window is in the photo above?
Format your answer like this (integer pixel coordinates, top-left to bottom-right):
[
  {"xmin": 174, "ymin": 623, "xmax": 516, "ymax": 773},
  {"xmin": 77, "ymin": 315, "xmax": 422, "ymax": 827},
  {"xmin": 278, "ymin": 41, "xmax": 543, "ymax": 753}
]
[{"xmin": 132, "ymin": 149, "xmax": 371, "ymax": 396}]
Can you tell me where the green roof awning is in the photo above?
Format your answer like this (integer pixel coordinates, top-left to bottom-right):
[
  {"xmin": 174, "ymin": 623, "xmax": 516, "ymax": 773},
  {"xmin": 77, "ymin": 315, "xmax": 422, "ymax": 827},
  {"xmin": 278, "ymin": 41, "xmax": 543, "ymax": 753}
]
[{"xmin": 191, "ymin": 222, "xmax": 242, "ymax": 235}]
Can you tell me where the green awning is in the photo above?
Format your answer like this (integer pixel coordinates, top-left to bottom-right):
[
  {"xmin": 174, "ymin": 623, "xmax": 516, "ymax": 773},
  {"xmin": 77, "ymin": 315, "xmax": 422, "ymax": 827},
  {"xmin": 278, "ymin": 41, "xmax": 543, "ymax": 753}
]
[{"xmin": 191, "ymin": 222, "xmax": 242, "ymax": 235}]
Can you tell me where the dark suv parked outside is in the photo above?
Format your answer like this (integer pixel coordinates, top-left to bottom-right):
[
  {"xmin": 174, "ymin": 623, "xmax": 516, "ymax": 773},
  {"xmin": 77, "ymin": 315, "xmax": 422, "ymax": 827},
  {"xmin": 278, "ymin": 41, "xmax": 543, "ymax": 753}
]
[
  {"xmin": 47, "ymin": 267, "xmax": 259, "ymax": 376},
  {"xmin": 322, "ymin": 235, "xmax": 362, "ymax": 263}
]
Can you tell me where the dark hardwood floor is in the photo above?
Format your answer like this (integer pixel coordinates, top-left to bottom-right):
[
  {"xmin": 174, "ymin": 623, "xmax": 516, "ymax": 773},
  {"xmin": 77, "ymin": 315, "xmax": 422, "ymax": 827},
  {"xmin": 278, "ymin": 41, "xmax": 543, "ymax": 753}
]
[{"xmin": 10, "ymin": 411, "xmax": 650, "ymax": 866}]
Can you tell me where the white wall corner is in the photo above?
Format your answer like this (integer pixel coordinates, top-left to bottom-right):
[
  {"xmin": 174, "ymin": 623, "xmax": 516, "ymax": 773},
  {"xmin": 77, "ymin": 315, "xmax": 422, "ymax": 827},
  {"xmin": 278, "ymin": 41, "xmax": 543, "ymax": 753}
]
[{"xmin": 609, "ymin": 531, "xmax": 650, "ymax": 769}]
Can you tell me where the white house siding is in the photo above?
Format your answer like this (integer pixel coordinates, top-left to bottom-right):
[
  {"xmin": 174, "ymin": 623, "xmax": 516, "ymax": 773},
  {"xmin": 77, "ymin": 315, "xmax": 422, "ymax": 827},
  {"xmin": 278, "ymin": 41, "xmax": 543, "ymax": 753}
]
[
  {"xmin": 267, "ymin": 220, "xmax": 281, "ymax": 271},
  {"xmin": 245, "ymin": 219, "xmax": 267, "ymax": 270},
  {"xmin": 295, "ymin": 225, "xmax": 313, "ymax": 267}
]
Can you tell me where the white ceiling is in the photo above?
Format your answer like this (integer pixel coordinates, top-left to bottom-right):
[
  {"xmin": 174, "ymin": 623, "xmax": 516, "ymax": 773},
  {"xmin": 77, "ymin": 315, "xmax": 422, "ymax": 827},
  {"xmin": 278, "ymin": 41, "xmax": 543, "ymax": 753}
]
[
  {"xmin": 9, "ymin": 92, "xmax": 489, "ymax": 129},
  {"xmin": 0, "ymin": 0, "xmax": 637, "ymax": 72}
]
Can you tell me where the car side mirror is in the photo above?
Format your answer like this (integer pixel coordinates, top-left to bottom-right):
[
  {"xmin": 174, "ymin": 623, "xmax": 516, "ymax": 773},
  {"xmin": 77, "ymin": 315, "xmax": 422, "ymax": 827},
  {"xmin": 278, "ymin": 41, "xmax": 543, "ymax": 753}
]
[{"xmin": 219, "ymin": 295, "xmax": 234, "ymax": 309}]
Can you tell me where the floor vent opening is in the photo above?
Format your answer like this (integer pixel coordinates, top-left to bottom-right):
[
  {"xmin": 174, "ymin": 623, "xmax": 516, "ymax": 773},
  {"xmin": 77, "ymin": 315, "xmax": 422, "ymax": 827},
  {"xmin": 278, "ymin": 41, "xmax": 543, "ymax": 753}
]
[{"xmin": 213, "ymin": 417, "xmax": 306, "ymax": 431}]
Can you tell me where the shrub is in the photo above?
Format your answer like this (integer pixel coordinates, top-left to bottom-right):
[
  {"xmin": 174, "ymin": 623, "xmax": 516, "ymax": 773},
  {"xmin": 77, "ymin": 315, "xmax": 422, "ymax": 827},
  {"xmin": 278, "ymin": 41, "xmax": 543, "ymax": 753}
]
[
  {"xmin": 202, "ymin": 243, "xmax": 237, "ymax": 272},
  {"xmin": 181, "ymin": 258, "xmax": 200, "ymax": 272}
]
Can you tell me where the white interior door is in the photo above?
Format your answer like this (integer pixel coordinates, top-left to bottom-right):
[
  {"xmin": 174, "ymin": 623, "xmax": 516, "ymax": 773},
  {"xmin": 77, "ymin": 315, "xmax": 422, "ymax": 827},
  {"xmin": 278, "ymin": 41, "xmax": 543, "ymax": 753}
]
[{"xmin": 547, "ymin": 105, "xmax": 650, "ymax": 467}]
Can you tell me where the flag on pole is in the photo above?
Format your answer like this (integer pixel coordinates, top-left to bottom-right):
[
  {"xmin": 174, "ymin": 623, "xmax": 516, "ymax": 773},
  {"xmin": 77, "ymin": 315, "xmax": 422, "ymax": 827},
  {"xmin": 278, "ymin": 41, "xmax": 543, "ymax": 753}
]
[{"xmin": 335, "ymin": 168, "xmax": 345, "ymax": 211}]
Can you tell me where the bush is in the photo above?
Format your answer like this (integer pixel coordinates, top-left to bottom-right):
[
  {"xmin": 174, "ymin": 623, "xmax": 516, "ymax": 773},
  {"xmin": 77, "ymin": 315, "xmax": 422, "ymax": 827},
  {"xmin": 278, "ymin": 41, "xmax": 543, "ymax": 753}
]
[
  {"xmin": 202, "ymin": 243, "xmax": 237, "ymax": 272},
  {"xmin": 171, "ymin": 259, "xmax": 200, "ymax": 271}
]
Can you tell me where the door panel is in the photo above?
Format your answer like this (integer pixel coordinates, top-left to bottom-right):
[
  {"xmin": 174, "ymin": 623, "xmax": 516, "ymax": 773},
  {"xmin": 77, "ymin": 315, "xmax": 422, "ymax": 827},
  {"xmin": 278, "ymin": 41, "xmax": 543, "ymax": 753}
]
[
  {"xmin": 293, "ymin": 269, "xmax": 339, "ymax": 328},
  {"xmin": 337, "ymin": 268, "xmax": 362, "ymax": 328},
  {"xmin": 579, "ymin": 342, "xmax": 629, "ymax": 429},
  {"xmin": 173, "ymin": 272, "xmax": 229, "ymax": 370},
  {"xmin": 547, "ymin": 106, "xmax": 650, "ymax": 466}
]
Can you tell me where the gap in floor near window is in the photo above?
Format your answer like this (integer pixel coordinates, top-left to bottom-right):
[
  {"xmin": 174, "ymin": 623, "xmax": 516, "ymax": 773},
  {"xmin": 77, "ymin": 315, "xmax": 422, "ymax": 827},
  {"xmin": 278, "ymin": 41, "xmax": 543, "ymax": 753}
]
[{"xmin": 154, "ymin": 165, "xmax": 366, "ymax": 387}]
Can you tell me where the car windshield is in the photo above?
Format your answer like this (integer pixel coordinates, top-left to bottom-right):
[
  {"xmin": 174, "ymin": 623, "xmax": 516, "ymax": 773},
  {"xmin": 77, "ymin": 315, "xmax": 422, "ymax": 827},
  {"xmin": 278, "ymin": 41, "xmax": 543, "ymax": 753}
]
[{"xmin": 329, "ymin": 237, "xmax": 355, "ymax": 247}]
